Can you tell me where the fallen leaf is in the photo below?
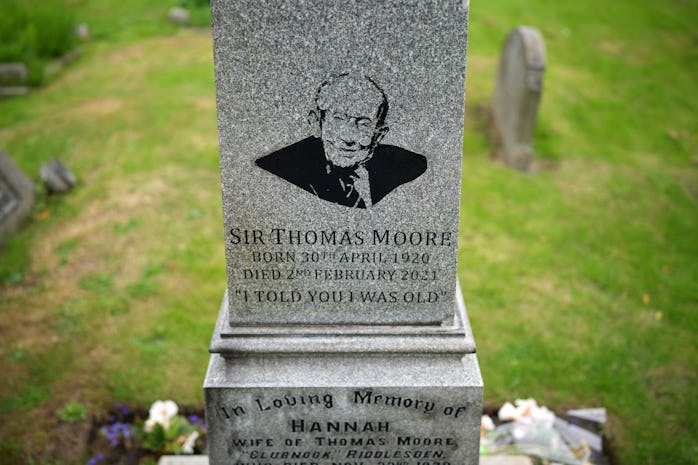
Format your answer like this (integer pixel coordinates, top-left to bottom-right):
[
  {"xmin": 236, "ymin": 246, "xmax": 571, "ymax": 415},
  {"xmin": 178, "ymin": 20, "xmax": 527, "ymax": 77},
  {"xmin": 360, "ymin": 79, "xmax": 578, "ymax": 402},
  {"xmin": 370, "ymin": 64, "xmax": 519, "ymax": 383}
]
[
  {"xmin": 642, "ymin": 293, "xmax": 650, "ymax": 305},
  {"xmin": 36, "ymin": 210, "xmax": 51, "ymax": 220}
]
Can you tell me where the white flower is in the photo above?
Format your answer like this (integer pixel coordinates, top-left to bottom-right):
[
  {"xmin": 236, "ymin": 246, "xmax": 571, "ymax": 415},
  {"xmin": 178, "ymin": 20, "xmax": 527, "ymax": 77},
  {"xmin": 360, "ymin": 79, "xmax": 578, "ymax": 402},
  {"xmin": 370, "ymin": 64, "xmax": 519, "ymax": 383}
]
[
  {"xmin": 481, "ymin": 415, "xmax": 495, "ymax": 431},
  {"xmin": 144, "ymin": 400, "xmax": 178, "ymax": 432},
  {"xmin": 498, "ymin": 401, "xmax": 519, "ymax": 421},
  {"xmin": 182, "ymin": 430, "xmax": 199, "ymax": 454}
]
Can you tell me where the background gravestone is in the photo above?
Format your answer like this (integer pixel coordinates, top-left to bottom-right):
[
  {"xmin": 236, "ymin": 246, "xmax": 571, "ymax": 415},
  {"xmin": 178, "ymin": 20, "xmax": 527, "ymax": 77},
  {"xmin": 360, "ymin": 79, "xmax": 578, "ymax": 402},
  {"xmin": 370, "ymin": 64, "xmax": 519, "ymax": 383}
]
[
  {"xmin": 205, "ymin": 2, "xmax": 482, "ymax": 464},
  {"xmin": 0, "ymin": 150, "xmax": 35, "ymax": 243},
  {"xmin": 40, "ymin": 158, "xmax": 77, "ymax": 193},
  {"xmin": 0, "ymin": 63, "xmax": 28, "ymax": 86},
  {"xmin": 0, "ymin": 63, "xmax": 29, "ymax": 96},
  {"xmin": 491, "ymin": 26, "xmax": 546, "ymax": 172}
]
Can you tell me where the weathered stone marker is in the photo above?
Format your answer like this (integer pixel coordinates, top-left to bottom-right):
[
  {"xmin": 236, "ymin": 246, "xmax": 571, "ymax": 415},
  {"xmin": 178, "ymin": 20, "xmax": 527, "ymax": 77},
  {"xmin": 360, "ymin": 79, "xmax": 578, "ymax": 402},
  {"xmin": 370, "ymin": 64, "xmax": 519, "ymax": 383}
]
[
  {"xmin": 491, "ymin": 26, "xmax": 546, "ymax": 172},
  {"xmin": 0, "ymin": 63, "xmax": 28, "ymax": 86},
  {"xmin": 40, "ymin": 159, "xmax": 77, "ymax": 193},
  {"xmin": 0, "ymin": 63, "xmax": 29, "ymax": 97},
  {"xmin": 0, "ymin": 150, "xmax": 35, "ymax": 243},
  {"xmin": 205, "ymin": 1, "xmax": 482, "ymax": 464}
]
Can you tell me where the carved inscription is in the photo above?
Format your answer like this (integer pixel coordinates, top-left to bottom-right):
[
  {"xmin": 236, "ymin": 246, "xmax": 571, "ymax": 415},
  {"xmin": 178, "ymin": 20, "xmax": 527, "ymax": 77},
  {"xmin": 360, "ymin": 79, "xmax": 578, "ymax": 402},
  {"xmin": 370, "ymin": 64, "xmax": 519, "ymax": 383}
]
[
  {"xmin": 212, "ymin": 389, "xmax": 473, "ymax": 465},
  {"xmin": 228, "ymin": 228, "xmax": 454, "ymax": 322}
]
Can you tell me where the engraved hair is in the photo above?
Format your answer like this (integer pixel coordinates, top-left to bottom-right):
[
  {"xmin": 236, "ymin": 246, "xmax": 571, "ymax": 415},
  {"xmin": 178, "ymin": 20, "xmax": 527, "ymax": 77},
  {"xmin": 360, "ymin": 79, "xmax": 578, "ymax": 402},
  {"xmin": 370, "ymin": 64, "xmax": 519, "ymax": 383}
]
[{"xmin": 315, "ymin": 73, "xmax": 389, "ymax": 128}]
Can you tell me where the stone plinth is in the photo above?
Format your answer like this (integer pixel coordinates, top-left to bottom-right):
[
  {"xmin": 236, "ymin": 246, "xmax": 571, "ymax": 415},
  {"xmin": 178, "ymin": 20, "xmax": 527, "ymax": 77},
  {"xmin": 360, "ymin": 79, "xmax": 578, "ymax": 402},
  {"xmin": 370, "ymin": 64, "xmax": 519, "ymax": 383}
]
[{"xmin": 205, "ymin": 284, "xmax": 482, "ymax": 465}]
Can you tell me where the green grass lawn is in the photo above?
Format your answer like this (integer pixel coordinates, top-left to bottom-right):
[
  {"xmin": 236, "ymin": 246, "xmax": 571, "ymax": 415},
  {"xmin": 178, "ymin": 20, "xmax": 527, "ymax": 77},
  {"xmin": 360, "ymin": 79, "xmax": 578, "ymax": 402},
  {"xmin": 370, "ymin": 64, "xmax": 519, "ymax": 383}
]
[{"xmin": 0, "ymin": 1, "xmax": 696, "ymax": 464}]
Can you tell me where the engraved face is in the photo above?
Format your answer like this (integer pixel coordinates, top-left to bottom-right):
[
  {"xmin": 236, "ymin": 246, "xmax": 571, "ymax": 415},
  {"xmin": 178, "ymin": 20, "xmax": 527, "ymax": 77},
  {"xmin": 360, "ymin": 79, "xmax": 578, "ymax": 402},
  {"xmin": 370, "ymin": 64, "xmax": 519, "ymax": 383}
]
[
  {"xmin": 321, "ymin": 109, "xmax": 379, "ymax": 168},
  {"xmin": 315, "ymin": 74, "xmax": 389, "ymax": 168}
]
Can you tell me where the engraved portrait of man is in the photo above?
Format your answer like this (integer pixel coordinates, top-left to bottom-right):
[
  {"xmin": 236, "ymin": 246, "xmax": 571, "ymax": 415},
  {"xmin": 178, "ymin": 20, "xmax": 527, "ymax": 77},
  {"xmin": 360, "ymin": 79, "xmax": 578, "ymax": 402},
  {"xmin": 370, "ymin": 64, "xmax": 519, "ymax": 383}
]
[{"xmin": 255, "ymin": 73, "xmax": 427, "ymax": 208}]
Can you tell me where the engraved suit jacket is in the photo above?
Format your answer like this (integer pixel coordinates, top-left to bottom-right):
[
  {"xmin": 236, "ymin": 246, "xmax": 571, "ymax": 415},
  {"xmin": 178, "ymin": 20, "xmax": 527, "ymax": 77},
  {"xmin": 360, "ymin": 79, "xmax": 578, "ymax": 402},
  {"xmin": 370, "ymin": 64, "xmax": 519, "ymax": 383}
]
[{"xmin": 255, "ymin": 136, "xmax": 427, "ymax": 208}]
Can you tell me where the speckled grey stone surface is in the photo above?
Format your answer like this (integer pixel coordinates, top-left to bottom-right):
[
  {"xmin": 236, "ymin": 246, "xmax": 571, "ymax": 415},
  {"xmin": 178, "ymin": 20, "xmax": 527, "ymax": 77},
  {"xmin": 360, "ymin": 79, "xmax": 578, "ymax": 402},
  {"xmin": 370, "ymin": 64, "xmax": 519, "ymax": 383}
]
[
  {"xmin": 205, "ymin": 352, "xmax": 482, "ymax": 465},
  {"xmin": 492, "ymin": 26, "xmax": 546, "ymax": 172},
  {"xmin": 205, "ymin": 281, "xmax": 483, "ymax": 464},
  {"xmin": 209, "ymin": 280, "xmax": 476, "ymax": 355},
  {"xmin": 212, "ymin": 0, "xmax": 469, "ymax": 325}
]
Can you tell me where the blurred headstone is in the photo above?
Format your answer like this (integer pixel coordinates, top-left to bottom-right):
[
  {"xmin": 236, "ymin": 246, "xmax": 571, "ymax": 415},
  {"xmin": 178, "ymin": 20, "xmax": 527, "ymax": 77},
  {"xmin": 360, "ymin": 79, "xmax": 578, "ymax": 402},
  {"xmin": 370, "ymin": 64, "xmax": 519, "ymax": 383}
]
[
  {"xmin": 75, "ymin": 23, "xmax": 90, "ymax": 40},
  {"xmin": 169, "ymin": 7, "xmax": 190, "ymax": 25},
  {"xmin": 491, "ymin": 26, "xmax": 546, "ymax": 172},
  {"xmin": 0, "ymin": 63, "xmax": 28, "ymax": 86},
  {"xmin": 0, "ymin": 150, "xmax": 35, "ymax": 242},
  {"xmin": 40, "ymin": 159, "xmax": 77, "ymax": 193},
  {"xmin": 0, "ymin": 63, "xmax": 29, "ymax": 96}
]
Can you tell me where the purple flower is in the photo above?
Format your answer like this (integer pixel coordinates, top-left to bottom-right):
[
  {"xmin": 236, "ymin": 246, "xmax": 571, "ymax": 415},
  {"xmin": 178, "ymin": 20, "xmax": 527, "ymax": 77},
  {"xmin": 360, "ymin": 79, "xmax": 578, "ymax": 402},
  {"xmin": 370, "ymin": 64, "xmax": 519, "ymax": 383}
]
[
  {"xmin": 188, "ymin": 414, "xmax": 206, "ymax": 430},
  {"xmin": 116, "ymin": 401, "xmax": 130, "ymax": 415},
  {"xmin": 101, "ymin": 421, "xmax": 132, "ymax": 446}
]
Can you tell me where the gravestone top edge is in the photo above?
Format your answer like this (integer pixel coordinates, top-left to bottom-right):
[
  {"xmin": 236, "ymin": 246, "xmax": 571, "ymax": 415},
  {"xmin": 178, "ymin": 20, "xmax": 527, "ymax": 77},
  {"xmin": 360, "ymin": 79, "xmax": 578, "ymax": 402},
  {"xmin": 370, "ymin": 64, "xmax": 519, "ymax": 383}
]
[{"xmin": 509, "ymin": 26, "xmax": 547, "ymax": 70}]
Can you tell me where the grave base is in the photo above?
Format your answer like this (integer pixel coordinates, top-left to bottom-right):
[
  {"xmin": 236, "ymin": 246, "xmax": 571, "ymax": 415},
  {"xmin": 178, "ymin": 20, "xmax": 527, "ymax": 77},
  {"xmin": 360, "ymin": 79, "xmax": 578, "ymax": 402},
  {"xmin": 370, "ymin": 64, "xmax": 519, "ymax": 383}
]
[{"xmin": 204, "ymin": 283, "xmax": 482, "ymax": 465}]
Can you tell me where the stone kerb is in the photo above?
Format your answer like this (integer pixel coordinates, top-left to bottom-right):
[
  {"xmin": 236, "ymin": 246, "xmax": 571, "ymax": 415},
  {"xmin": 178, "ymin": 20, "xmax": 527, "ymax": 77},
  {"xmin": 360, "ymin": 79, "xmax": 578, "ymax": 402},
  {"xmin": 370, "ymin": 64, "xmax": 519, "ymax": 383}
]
[{"xmin": 492, "ymin": 26, "xmax": 546, "ymax": 172}]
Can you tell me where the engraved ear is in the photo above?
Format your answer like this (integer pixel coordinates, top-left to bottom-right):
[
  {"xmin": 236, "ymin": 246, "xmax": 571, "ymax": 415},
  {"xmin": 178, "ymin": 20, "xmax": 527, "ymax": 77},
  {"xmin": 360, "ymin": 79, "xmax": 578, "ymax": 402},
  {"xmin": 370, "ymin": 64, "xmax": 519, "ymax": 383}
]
[{"xmin": 307, "ymin": 110, "xmax": 321, "ymax": 138}]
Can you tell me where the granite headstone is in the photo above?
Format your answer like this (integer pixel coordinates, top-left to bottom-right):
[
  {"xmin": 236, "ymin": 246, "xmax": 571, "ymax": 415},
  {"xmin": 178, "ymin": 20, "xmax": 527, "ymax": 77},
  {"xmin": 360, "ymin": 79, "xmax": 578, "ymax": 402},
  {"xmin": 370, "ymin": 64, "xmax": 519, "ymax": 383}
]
[
  {"xmin": 0, "ymin": 150, "xmax": 35, "ymax": 243},
  {"xmin": 205, "ymin": 2, "xmax": 482, "ymax": 464},
  {"xmin": 213, "ymin": 1, "xmax": 470, "ymax": 326},
  {"xmin": 491, "ymin": 26, "xmax": 546, "ymax": 172}
]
